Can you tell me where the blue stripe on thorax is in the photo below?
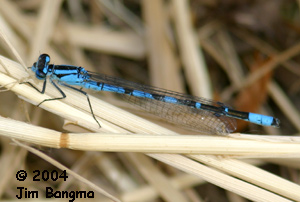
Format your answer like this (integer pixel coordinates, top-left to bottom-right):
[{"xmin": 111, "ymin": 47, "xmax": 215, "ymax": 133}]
[
  {"xmin": 52, "ymin": 65, "xmax": 88, "ymax": 85},
  {"xmin": 52, "ymin": 65, "xmax": 82, "ymax": 75}
]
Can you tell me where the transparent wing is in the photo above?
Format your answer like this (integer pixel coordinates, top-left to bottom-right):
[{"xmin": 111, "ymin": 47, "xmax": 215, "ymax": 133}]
[{"xmin": 87, "ymin": 71, "xmax": 237, "ymax": 135}]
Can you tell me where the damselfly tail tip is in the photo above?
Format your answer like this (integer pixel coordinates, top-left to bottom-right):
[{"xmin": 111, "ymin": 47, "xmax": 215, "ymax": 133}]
[{"xmin": 272, "ymin": 118, "xmax": 280, "ymax": 128}]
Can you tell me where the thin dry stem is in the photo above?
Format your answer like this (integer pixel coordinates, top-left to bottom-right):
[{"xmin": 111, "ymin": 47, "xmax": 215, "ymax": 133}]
[
  {"xmin": 172, "ymin": 0, "xmax": 212, "ymax": 98},
  {"xmin": 1, "ymin": 115, "xmax": 300, "ymax": 156}
]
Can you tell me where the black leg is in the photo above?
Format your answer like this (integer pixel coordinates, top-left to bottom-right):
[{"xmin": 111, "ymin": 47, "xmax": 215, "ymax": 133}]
[
  {"xmin": 20, "ymin": 79, "xmax": 47, "ymax": 94},
  {"xmin": 60, "ymin": 83, "xmax": 101, "ymax": 127},
  {"xmin": 21, "ymin": 79, "xmax": 66, "ymax": 106},
  {"xmin": 21, "ymin": 79, "xmax": 101, "ymax": 127},
  {"xmin": 36, "ymin": 80, "xmax": 66, "ymax": 106}
]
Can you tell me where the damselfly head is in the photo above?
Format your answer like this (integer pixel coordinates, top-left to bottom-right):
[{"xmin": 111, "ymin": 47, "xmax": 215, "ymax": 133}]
[{"xmin": 30, "ymin": 54, "xmax": 51, "ymax": 80}]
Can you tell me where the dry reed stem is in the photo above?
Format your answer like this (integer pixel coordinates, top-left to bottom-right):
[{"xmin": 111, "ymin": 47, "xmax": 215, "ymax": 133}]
[
  {"xmin": 142, "ymin": 0, "xmax": 184, "ymax": 91},
  {"xmin": 150, "ymin": 154, "xmax": 294, "ymax": 202},
  {"xmin": 1, "ymin": 115, "xmax": 300, "ymax": 156},
  {"xmin": 172, "ymin": 0, "xmax": 212, "ymax": 98}
]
